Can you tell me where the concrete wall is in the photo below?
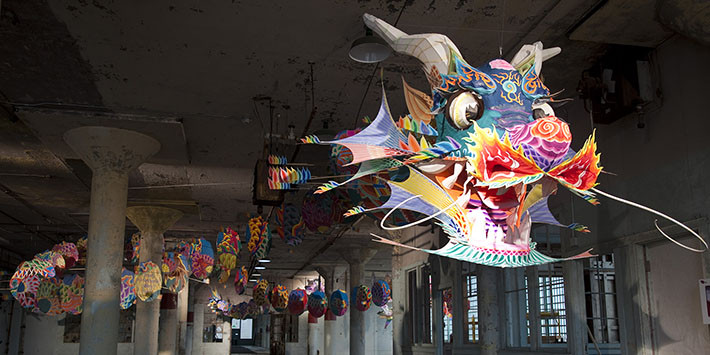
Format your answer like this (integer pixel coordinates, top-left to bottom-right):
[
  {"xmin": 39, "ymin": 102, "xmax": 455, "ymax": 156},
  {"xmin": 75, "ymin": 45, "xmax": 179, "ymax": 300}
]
[
  {"xmin": 647, "ymin": 241, "xmax": 710, "ymax": 354},
  {"xmin": 0, "ymin": 300, "xmax": 12, "ymax": 354},
  {"xmin": 192, "ymin": 284, "xmax": 232, "ymax": 355},
  {"xmin": 199, "ymin": 320, "xmax": 231, "ymax": 355},
  {"xmin": 365, "ymin": 302, "xmax": 394, "ymax": 354},
  {"xmin": 23, "ymin": 314, "xmax": 134, "ymax": 355},
  {"xmin": 563, "ymin": 35, "xmax": 710, "ymax": 249},
  {"xmin": 565, "ymin": 35, "xmax": 710, "ymax": 355},
  {"xmin": 308, "ymin": 315, "xmax": 325, "ymax": 355},
  {"xmin": 285, "ymin": 311, "xmax": 309, "ymax": 355},
  {"xmin": 391, "ymin": 226, "xmax": 437, "ymax": 355}
]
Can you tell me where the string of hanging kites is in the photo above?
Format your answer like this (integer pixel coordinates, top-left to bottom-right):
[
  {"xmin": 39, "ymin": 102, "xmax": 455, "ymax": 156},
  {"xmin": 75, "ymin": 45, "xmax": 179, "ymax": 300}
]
[{"xmin": 6, "ymin": 216, "xmax": 393, "ymax": 328}]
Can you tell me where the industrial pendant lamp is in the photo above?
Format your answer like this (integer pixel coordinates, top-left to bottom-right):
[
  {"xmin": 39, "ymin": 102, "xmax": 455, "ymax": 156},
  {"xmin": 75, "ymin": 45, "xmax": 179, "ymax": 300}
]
[{"xmin": 348, "ymin": 28, "xmax": 391, "ymax": 63}]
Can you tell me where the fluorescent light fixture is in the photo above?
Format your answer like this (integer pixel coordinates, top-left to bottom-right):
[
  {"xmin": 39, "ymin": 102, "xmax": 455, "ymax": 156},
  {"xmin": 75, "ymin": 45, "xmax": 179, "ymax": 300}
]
[
  {"xmin": 255, "ymin": 265, "xmax": 266, "ymax": 270},
  {"xmin": 252, "ymin": 273, "xmax": 261, "ymax": 277},
  {"xmin": 258, "ymin": 259, "xmax": 271, "ymax": 263},
  {"xmin": 249, "ymin": 279, "xmax": 257, "ymax": 282}
]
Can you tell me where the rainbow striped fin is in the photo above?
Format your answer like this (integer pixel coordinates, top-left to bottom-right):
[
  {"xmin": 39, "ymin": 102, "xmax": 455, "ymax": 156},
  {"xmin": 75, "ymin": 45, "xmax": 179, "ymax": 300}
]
[
  {"xmin": 317, "ymin": 158, "xmax": 402, "ymax": 195},
  {"xmin": 268, "ymin": 155, "xmax": 288, "ymax": 165},
  {"xmin": 269, "ymin": 167, "xmax": 311, "ymax": 184},
  {"xmin": 315, "ymin": 181, "xmax": 340, "ymax": 194},
  {"xmin": 397, "ymin": 115, "xmax": 438, "ymax": 136},
  {"xmin": 344, "ymin": 206, "xmax": 368, "ymax": 217},
  {"xmin": 300, "ymin": 135, "xmax": 321, "ymax": 144},
  {"xmin": 570, "ymin": 188, "xmax": 600, "ymax": 205},
  {"xmin": 567, "ymin": 223, "xmax": 591, "ymax": 233},
  {"xmin": 267, "ymin": 179, "xmax": 291, "ymax": 190},
  {"xmin": 404, "ymin": 137, "xmax": 461, "ymax": 163}
]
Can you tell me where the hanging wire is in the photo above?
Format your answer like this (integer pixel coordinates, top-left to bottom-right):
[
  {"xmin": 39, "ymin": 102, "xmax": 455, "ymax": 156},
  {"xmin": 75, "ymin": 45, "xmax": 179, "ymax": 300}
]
[
  {"xmin": 498, "ymin": 0, "xmax": 506, "ymax": 58},
  {"xmin": 352, "ymin": 2, "xmax": 408, "ymax": 127},
  {"xmin": 590, "ymin": 188, "xmax": 708, "ymax": 252}
]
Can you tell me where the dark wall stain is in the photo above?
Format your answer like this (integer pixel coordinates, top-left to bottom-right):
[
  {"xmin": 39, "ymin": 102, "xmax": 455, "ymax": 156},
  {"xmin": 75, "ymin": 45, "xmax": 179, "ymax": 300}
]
[
  {"xmin": 482, "ymin": 5, "xmax": 497, "ymax": 17},
  {"xmin": 426, "ymin": 0, "xmax": 436, "ymax": 13},
  {"xmin": 0, "ymin": 0, "xmax": 103, "ymax": 105}
]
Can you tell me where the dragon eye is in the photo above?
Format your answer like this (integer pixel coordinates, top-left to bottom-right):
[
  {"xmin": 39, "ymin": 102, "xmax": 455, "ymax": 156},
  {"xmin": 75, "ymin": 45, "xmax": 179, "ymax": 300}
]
[
  {"xmin": 447, "ymin": 91, "xmax": 483, "ymax": 130},
  {"xmin": 532, "ymin": 102, "xmax": 555, "ymax": 119}
]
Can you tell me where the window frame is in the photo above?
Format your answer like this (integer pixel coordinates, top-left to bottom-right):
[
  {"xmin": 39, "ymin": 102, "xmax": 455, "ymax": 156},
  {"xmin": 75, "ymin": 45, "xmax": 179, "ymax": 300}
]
[{"xmin": 406, "ymin": 263, "xmax": 433, "ymax": 345}]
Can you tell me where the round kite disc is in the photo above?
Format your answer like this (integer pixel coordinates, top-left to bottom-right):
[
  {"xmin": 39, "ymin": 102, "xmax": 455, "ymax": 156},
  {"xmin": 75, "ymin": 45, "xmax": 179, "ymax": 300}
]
[
  {"xmin": 351, "ymin": 285, "xmax": 372, "ymax": 312},
  {"xmin": 328, "ymin": 289, "xmax": 349, "ymax": 317},
  {"xmin": 287, "ymin": 289, "xmax": 308, "ymax": 315},
  {"xmin": 307, "ymin": 291, "xmax": 328, "ymax": 318},
  {"xmin": 372, "ymin": 280, "xmax": 391, "ymax": 307}
]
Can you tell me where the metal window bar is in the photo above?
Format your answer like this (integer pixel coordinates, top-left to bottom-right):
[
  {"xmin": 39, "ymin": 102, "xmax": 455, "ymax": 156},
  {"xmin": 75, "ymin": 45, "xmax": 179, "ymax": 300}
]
[
  {"xmin": 538, "ymin": 265, "xmax": 567, "ymax": 344},
  {"xmin": 423, "ymin": 267, "xmax": 432, "ymax": 344},
  {"xmin": 408, "ymin": 269, "xmax": 419, "ymax": 343},
  {"xmin": 466, "ymin": 274, "xmax": 479, "ymax": 343},
  {"xmin": 584, "ymin": 255, "xmax": 620, "ymax": 344}
]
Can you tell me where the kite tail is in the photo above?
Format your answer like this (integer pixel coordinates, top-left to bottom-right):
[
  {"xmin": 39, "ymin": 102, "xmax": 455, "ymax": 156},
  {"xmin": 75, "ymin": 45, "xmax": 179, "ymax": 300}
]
[
  {"xmin": 315, "ymin": 181, "xmax": 340, "ymax": 194},
  {"xmin": 300, "ymin": 135, "xmax": 321, "ymax": 144},
  {"xmin": 379, "ymin": 194, "xmax": 462, "ymax": 231},
  {"xmin": 371, "ymin": 233, "xmax": 423, "ymax": 252},
  {"xmin": 344, "ymin": 206, "xmax": 369, "ymax": 217},
  {"xmin": 590, "ymin": 188, "xmax": 708, "ymax": 253},
  {"xmin": 564, "ymin": 248, "xmax": 595, "ymax": 261}
]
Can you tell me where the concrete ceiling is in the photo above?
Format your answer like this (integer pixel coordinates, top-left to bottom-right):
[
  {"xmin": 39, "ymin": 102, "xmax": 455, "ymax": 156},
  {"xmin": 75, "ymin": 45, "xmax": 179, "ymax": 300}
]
[{"xmin": 1, "ymin": 0, "xmax": 698, "ymax": 277}]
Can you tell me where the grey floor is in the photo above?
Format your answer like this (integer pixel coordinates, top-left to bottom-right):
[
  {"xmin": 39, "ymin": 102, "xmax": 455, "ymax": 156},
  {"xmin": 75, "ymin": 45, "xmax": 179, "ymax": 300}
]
[{"xmin": 231, "ymin": 345, "xmax": 269, "ymax": 354}]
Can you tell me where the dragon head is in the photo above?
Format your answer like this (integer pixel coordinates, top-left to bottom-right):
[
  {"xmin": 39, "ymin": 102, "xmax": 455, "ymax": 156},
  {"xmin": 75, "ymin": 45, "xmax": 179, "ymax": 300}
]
[{"xmin": 364, "ymin": 13, "xmax": 565, "ymax": 162}]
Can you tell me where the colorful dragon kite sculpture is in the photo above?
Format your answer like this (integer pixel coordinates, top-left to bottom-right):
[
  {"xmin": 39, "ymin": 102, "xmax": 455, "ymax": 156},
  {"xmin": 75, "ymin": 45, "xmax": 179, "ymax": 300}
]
[{"xmin": 300, "ymin": 14, "xmax": 707, "ymax": 267}]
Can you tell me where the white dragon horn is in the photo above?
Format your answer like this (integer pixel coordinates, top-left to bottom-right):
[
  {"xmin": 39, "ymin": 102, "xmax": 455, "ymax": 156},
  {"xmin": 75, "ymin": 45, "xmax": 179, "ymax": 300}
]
[
  {"xmin": 510, "ymin": 41, "xmax": 561, "ymax": 76},
  {"xmin": 363, "ymin": 13, "xmax": 463, "ymax": 76}
]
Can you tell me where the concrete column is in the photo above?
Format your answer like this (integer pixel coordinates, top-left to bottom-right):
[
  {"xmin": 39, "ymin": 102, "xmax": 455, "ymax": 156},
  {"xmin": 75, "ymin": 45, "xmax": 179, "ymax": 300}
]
[
  {"xmin": 478, "ymin": 265, "xmax": 499, "ymax": 355},
  {"xmin": 220, "ymin": 320, "xmax": 231, "ymax": 353},
  {"xmin": 7, "ymin": 301, "xmax": 22, "ymax": 355},
  {"xmin": 315, "ymin": 265, "xmax": 345, "ymax": 355},
  {"xmin": 64, "ymin": 126, "xmax": 160, "ymax": 355},
  {"xmin": 432, "ymin": 289, "xmax": 444, "ymax": 355},
  {"xmin": 349, "ymin": 261, "xmax": 367, "ymax": 355},
  {"xmin": 341, "ymin": 248, "xmax": 378, "ymax": 355},
  {"xmin": 319, "ymin": 266, "xmax": 336, "ymax": 355},
  {"xmin": 178, "ymin": 286, "xmax": 189, "ymax": 355},
  {"xmin": 185, "ymin": 283, "xmax": 195, "ymax": 355},
  {"xmin": 308, "ymin": 313, "xmax": 323, "ymax": 355},
  {"xmin": 525, "ymin": 266, "xmax": 541, "ymax": 350},
  {"xmin": 127, "ymin": 206, "xmax": 183, "ymax": 355},
  {"xmin": 191, "ymin": 303, "xmax": 205, "ymax": 355},
  {"xmin": 452, "ymin": 261, "xmax": 465, "ymax": 347},
  {"xmin": 613, "ymin": 244, "xmax": 653, "ymax": 355},
  {"xmin": 563, "ymin": 259, "xmax": 587, "ymax": 354},
  {"xmin": 503, "ymin": 268, "xmax": 527, "ymax": 347},
  {"xmin": 159, "ymin": 293, "xmax": 179, "ymax": 354}
]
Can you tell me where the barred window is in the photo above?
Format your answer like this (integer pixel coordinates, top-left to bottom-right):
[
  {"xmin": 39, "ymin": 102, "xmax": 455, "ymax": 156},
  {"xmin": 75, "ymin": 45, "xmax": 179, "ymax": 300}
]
[
  {"xmin": 407, "ymin": 264, "xmax": 433, "ymax": 345},
  {"xmin": 463, "ymin": 263, "xmax": 479, "ymax": 343},
  {"xmin": 538, "ymin": 263, "xmax": 567, "ymax": 344},
  {"xmin": 585, "ymin": 255, "xmax": 620, "ymax": 346}
]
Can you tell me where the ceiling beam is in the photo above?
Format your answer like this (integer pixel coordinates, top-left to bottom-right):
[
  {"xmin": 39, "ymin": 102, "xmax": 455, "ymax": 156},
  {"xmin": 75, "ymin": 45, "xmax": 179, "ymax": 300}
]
[{"xmin": 289, "ymin": 216, "xmax": 365, "ymax": 278}]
